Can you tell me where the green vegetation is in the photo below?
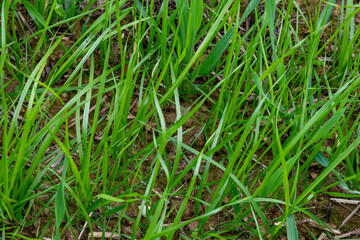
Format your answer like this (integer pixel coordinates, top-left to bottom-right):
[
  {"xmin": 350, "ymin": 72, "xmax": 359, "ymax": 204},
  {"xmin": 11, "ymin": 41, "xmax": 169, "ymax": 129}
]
[{"xmin": 1, "ymin": 0, "xmax": 360, "ymax": 239}]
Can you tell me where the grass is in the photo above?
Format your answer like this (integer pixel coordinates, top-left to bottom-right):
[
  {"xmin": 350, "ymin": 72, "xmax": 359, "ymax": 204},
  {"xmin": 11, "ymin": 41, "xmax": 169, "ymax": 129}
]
[{"xmin": 1, "ymin": 0, "xmax": 360, "ymax": 239}]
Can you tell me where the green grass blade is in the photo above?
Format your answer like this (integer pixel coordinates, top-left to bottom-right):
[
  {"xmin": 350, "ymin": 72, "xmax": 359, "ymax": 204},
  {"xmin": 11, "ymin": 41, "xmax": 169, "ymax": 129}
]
[
  {"xmin": 286, "ymin": 214, "xmax": 299, "ymax": 240},
  {"xmin": 198, "ymin": 27, "xmax": 234, "ymax": 76}
]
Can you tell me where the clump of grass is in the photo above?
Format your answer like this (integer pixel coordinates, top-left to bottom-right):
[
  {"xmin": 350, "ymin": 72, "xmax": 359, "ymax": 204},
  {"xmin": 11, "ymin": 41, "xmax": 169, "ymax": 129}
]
[{"xmin": 1, "ymin": 0, "xmax": 360, "ymax": 239}]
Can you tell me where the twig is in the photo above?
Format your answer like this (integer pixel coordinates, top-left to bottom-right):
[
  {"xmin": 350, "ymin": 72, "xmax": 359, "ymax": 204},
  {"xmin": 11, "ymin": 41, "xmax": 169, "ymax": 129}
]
[
  {"xmin": 330, "ymin": 198, "xmax": 360, "ymax": 205},
  {"xmin": 336, "ymin": 228, "xmax": 360, "ymax": 239},
  {"xmin": 317, "ymin": 232, "xmax": 327, "ymax": 240},
  {"xmin": 8, "ymin": 110, "xmax": 24, "ymax": 121},
  {"xmin": 78, "ymin": 212, "xmax": 93, "ymax": 240},
  {"xmin": 339, "ymin": 204, "xmax": 360, "ymax": 229},
  {"xmin": 17, "ymin": 11, "xmax": 38, "ymax": 39},
  {"xmin": 88, "ymin": 232, "xmax": 119, "ymax": 239},
  {"xmin": 337, "ymin": 203, "xmax": 360, "ymax": 218},
  {"xmin": 275, "ymin": 218, "xmax": 341, "ymax": 235}
]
